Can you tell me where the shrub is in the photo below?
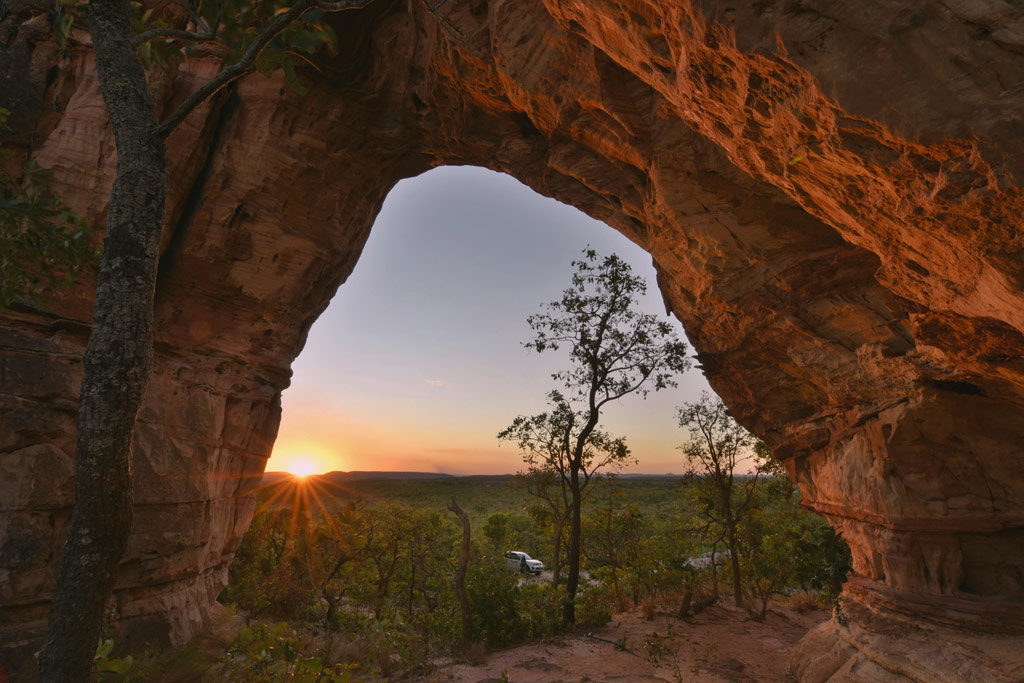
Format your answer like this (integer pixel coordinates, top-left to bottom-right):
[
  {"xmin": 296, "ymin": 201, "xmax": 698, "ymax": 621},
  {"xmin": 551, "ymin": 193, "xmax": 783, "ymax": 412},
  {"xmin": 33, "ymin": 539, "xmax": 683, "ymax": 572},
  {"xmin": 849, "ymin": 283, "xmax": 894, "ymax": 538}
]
[
  {"xmin": 517, "ymin": 581, "xmax": 564, "ymax": 639},
  {"xmin": 467, "ymin": 552, "xmax": 524, "ymax": 645},
  {"xmin": 220, "ymin": 622, "xmax": 352, "ymax": 681},
  {"xmin": 575, "ymin": 583, "xmax": 614, "ymax": 629}
]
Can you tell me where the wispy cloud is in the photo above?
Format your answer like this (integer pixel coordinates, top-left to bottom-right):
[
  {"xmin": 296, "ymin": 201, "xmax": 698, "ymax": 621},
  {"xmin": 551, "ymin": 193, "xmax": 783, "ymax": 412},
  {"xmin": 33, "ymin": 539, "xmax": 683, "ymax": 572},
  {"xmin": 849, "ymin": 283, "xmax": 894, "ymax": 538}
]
[{"xmin": 425, "ymin": 379, "xmax": 443, "ymax": 388}]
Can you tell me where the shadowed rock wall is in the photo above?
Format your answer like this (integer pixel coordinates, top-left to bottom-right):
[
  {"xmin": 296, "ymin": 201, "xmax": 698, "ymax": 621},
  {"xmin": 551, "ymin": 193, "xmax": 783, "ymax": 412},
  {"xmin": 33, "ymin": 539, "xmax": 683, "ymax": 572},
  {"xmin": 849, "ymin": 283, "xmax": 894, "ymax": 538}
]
[{"xmin": 1, "ymin": 1, "xmax": 1022, "ymax": 679}]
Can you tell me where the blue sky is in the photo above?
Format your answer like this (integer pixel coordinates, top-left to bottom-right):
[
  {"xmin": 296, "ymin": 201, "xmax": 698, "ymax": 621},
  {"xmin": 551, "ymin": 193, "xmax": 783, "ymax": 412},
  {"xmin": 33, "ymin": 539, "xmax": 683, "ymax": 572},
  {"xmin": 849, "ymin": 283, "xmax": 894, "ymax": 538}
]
[{"xmin": 266, "ymin": 166, "xmax": 714, "ymax": 475}]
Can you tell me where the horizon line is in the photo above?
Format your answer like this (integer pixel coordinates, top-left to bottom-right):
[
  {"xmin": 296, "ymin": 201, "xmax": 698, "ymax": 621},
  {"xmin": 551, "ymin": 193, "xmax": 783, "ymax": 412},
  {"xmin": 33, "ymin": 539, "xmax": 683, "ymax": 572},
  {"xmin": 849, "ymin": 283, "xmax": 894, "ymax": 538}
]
[{"xmin": 262, "ymin": 469, "xmax": 682, "ymax": 477}]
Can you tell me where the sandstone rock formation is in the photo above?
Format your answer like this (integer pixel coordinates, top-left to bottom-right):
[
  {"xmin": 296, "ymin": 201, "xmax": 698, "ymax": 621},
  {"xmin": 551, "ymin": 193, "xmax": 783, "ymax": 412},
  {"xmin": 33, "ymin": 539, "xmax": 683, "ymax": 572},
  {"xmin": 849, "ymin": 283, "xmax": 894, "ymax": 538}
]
[{"xmin": 1, "ymin": 1, "xmax": 1022, "ymax": 679}]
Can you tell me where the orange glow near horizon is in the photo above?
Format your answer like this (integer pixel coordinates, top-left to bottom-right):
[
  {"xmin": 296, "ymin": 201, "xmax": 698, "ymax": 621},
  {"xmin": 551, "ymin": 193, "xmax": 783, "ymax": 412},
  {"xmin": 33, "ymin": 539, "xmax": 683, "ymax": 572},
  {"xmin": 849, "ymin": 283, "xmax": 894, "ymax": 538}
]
[
  {"xmin": 266, "ymin": 414, "xmax": 687, "ymax": 476},
  {"xmin": 267, "ymin": 439, "xmax": 344, "ymax": 476},
  {"xmin": 288, "ymin": 460, "xmax": 316, "ymax": 478}
]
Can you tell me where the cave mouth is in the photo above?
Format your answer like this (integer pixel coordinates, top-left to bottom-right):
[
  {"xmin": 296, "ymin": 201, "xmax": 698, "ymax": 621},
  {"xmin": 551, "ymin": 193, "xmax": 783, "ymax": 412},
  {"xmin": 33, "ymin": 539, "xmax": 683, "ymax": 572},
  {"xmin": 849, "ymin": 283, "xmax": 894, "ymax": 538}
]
[{"xmin": 266, "ymin": 165, "xmax": 712, "ymax": 479}]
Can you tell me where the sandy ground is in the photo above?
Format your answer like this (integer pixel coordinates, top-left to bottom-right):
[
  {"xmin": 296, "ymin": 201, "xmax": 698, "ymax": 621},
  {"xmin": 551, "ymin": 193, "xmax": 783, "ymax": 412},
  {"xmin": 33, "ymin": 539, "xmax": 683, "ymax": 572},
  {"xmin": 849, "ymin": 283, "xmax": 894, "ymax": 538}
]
[
  {"xmin": 436, "ymin": 600, "xmax": 828, "ymax": 683},
  {"xmin": 164, "ymin": 596, "xmax": 826, "ymax": 682}
]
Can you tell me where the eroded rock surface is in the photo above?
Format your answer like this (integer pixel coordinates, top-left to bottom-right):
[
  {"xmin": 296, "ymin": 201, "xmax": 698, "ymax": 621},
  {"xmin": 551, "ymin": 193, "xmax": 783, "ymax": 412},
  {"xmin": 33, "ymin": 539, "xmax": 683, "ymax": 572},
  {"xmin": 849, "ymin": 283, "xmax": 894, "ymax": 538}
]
[{"xmin": 1, "ymin": 1, "xmax": 1022, "ymax": 678}]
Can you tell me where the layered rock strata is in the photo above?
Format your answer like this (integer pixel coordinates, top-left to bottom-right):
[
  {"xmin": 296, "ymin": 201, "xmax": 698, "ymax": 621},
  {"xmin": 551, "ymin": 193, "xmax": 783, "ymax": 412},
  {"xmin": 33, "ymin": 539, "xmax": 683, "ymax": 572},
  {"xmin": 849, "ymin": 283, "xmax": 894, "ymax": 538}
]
[{"xmin": 1, "ymin": 1, "xmax": 1022, "ymax": 679}]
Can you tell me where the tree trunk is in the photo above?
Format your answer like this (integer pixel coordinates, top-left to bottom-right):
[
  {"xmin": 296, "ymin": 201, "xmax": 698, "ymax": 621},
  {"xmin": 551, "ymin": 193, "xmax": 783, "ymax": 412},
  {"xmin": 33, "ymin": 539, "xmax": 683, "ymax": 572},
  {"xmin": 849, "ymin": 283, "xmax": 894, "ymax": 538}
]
[
  {"xmin": 709, "ymin": 540, "xmax": 720, "ymax": 599},
  {"xmin": 720, "ymin": 485, "xmax": 744, "ymax": 608},
  {"xmin": 407, "ymin": 564, "xmax": 416, "ymax": 615},
  {"xmin": 602, "ymin": 503, "xmax": 622, "ymax": 606},
  {"xmin": 320, "ymin": 552, "xmax": 349, "ymax": 628},
  {"xmin": 37, "ymin": 1, "xmax": 166, "ymax": 679},
  {"xmin": 448, "ymin": 499, "xmax": 472, "ymax": 649},
  {"xmin": 551, "ymin": 514, "xmax": 564, "ymax": 586},
  {"xmin": 324, "ymin": 591, "xmax": 338, "ymax": 626},
  {"xmin": 564, "ymin": 467, "xmax": 582, "ymax": 625},
  {"xmin": 677, "ymin": 587, "xmax": 692, "ymax": 618},
  {"xmin": 727, "ymin": 526, "xmax": 743, "ymax": 607}
]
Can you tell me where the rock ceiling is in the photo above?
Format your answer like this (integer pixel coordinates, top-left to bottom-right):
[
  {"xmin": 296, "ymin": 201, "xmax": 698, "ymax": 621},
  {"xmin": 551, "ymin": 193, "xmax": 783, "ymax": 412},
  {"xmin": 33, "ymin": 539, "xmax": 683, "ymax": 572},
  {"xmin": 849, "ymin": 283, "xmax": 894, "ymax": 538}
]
[{"xmin": 1, "ymin": 1, "xmax": 1022, "ymax": 679}]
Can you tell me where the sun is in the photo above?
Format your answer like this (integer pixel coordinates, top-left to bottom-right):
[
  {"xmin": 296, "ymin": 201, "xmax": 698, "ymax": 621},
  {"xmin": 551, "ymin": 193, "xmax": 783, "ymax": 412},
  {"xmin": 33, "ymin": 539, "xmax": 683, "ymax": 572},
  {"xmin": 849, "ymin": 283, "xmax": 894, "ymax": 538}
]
[
  {"xmin": 287, "ymin": 459, "xmax": 318, "ymax": 478},
  {"xmin": 266, "ymin": 439, "xmax": 344, "ymax": 477}
]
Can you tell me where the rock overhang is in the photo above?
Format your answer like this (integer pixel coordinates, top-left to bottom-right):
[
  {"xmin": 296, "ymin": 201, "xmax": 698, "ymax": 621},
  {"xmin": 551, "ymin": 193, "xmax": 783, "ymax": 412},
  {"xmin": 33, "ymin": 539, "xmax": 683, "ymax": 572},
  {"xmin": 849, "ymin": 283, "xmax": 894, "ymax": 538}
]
[{"xmin": 1, "ymin": 0, "xmax": 1022, "ymax": 678}]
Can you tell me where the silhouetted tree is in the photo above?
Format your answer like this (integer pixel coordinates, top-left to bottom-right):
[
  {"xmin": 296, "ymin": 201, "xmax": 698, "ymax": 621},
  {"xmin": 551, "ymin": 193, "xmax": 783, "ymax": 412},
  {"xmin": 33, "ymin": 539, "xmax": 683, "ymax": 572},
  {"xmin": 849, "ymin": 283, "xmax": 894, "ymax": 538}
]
[{"xmin": 500, "ymin": 249, "xmax": 690, "ymax": 625}]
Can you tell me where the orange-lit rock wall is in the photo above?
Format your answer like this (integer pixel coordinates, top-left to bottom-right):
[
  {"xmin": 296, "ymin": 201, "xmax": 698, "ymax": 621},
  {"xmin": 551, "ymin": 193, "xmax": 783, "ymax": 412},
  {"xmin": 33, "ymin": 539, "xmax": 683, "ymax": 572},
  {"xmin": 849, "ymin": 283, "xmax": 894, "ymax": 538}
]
[{"xmin": 1, "ymin": 1, "xmax": 1021, "ymax": 679}]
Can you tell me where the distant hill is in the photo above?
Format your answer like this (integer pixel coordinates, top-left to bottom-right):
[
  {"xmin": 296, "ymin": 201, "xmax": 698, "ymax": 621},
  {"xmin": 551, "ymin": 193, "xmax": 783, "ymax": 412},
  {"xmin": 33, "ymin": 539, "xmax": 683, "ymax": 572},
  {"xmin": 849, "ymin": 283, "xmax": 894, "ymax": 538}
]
[
  {"xmin": 260, "ymin": 470, "xmax": 681, "ymax": 485},
  {"xmin": 259, "ymin": 471, "xmax": 295, "ymax": 486},
  {"xmin": 261, "ymin": 470, "xmax": 456, "ymax": 485},
  {"xmin": 615, "ymin": 473, "xmax": 679, "ymax": 479},
  {"xmin": 324, "ymin": 470, "xmax": 454, "ymax": 482}
]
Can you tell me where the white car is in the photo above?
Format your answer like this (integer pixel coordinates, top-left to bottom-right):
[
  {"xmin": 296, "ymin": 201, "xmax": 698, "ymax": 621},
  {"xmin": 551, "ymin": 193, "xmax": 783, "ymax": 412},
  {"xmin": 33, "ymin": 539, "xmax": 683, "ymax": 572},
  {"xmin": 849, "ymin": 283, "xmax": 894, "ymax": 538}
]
[{"xmin": 505, "ymin": 550, "xmax": 544, "ymax": 575}]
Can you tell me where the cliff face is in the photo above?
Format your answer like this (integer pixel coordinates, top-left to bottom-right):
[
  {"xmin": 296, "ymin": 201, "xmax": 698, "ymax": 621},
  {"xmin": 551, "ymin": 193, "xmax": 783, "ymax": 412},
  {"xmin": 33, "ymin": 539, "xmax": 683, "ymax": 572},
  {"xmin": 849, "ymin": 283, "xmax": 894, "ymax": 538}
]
[{"xmin": 1, "ymin": 0, "xmax": 1022, "ymax": 679}]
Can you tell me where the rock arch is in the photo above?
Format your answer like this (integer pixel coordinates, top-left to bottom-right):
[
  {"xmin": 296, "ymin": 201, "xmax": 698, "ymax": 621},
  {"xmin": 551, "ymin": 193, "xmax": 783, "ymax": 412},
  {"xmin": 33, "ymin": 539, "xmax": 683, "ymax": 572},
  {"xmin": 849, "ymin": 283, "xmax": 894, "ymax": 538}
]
[{"xmin": 1, "ymin": 1, "xmax": 1022, "ymax": 678}]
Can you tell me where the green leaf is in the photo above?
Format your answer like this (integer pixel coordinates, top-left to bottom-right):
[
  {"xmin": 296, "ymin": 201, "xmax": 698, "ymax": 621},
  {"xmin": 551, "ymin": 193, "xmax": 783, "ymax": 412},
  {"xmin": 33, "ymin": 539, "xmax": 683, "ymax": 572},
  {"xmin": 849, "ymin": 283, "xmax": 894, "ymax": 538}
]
[
  {"xmin": 95, "ymin": 654, "xmax": 133, "ymax": 674},
  {"xmin": 94, "ymin": 638, "xmax": 114, "ymax": 660},
  {"xmin": 54, "ymin": 13, "xmax": 74, "ymax": 49},
  {"xmin": 281, "ymin": 57, "xmax": 308, "ymax": 96},
  {"xmin": 137, "ymin": 41, "xmax": 154, "ymax": 71},
  {"xmin": 254, "ymin": 47, "xmax": 280, "ymax": 77}
]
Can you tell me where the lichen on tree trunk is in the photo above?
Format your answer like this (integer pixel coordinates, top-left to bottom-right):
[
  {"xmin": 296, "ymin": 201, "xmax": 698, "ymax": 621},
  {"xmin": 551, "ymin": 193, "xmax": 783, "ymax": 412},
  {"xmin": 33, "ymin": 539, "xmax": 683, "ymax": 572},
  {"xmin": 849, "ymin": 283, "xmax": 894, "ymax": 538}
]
[{"xmin": 37, "ymin": 0, "xmax": 166, "ymax": 679}]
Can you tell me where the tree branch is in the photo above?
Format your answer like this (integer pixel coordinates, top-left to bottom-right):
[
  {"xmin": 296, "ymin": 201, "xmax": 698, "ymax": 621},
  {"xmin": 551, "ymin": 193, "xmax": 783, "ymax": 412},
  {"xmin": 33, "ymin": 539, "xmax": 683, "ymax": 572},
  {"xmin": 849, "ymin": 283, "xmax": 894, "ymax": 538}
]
[
  {"xmin": 180, "ymin": 1, "xmax": 213, "ymax": 34},
  {"xmin": 154, "ymin": 0, "xmax": 374, "ymax": 138},
  {"xmin": 133, "ymin": 27, "xmax": 216, "ymax": 45}
]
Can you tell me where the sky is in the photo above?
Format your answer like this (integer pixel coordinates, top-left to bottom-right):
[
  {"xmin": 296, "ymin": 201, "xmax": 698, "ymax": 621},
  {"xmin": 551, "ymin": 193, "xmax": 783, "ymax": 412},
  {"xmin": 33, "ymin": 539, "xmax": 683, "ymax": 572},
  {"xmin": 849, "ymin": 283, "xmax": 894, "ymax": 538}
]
[{"xmin": 265, "ymin": 166, "xmax": 715, "ymax": 476}]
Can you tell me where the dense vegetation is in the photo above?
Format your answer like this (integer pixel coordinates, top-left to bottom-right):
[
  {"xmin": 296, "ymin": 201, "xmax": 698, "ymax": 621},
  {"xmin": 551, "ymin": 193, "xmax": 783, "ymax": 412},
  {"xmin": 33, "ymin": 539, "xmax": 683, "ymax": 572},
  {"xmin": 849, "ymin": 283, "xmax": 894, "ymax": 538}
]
[{"xmin": 212, "ymin": 471, "xmax": 851, "ymax": 679}]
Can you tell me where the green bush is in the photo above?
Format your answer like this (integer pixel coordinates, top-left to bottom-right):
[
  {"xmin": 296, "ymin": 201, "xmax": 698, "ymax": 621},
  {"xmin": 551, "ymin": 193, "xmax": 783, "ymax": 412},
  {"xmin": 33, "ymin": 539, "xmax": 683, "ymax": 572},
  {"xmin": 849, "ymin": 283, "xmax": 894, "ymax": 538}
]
[
  {"xmin": 575, "ymin": 582, "xmax": 614, "ymax": 629},
  {"xmin": 467, "ymin": 552, "xmax": 524, "ymax": 645},
  {"xmin": 221, "ymin": 622, "xmax": 352, "ymax": 682},
  {"xmin": 517, "ymin": 581, "xmax": 564, "ymax": 639}
]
